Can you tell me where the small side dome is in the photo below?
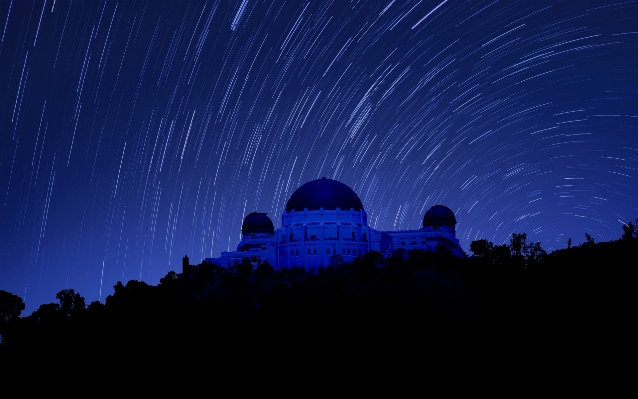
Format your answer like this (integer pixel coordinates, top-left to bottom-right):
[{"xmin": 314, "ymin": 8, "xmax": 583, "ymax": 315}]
[
  {"xmin": 423, "ymin": 205, "xmax": 457, "ymax": 227},
  {"xmin": 242, "ymin": 212, "xmax": 274, "ymax": 234}
]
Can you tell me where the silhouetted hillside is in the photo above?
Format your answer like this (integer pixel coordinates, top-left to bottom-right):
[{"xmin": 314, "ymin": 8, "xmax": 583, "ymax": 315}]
[{"xmin": 1, "ymin": 235, "xmax": 635, "ymax": 361}]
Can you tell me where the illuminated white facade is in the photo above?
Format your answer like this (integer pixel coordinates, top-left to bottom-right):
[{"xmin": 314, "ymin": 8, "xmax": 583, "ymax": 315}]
[
  {"xmin": 384, "ymin": 205, "xmax": 465, "ymax": 258},
  {"xmin": 206, "ymin": 178, "xmax": 465, "ymax": 270},
  {"xmin": 275, "ymin": 207, "xmax": 382, "ymax": 272}
]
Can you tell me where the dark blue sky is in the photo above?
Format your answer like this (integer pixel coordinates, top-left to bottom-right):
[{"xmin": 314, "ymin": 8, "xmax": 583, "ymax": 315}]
[{"xmin": 1, "ymin": 0, "xmax": 637, "ymax": 313}]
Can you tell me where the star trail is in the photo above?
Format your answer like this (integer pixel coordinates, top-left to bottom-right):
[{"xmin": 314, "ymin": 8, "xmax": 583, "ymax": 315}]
[{"xmin": 1, "ymin": 0, "xmax": 636, "ymax": 313}]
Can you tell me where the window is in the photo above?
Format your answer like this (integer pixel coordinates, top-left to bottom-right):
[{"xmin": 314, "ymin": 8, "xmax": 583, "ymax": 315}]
[
  {"xmin": 362, "ymin": 233, "xmax": 367, "ymax": 241},
  {"xmin": 308, "ymin": 249, "xmax": 311, "ymax": 255},
  {"xmin": 291, "ymin": 250, "xmax": 293, "ymax": 256},
  {"xmin": 327, "ymin": 249, "xmax": 330, "ymax": 255},
  {"xmin": 343, "ymin": 249, "xmax": 345, "ymax": 255},
  {"xmin": 296, "ymin": 250, "xmax": 299, "ymax": 256},
  {"xmin": 348, "ymin": 248, "xmax": 350, "ymax": 255},
  {"xmin": 333, "ymin": 249, "xmax": 336, "ymax": 255},
  {"xmin": 314, "ymin": 248, "xmax": 317, "ymax": 255}
]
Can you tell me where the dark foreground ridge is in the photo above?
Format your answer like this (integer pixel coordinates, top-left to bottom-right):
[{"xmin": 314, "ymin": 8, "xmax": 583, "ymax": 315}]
[{"xmin": 1, "ymin": 229, "xmax": 636, "ymax": 363}]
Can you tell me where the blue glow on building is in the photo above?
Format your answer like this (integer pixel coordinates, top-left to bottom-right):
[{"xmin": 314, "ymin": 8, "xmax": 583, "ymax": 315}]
[{"xmin": 205, "ymin": 178, "xmax": 465, "ymax": 270}]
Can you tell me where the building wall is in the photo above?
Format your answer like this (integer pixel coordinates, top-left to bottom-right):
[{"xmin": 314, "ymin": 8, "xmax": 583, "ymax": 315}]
[
  {"xmin": 383, "ymin": 225, "xmax": 465, "ymax": 257},
  {"xmin": 210, "ymin": 232, "xmax": 276, "ymax": 267},
  {"xmin": 275, "ymin": 208, "xmax": 380, "ymax": 271},
  {"xmin": 205, "ymin": 209, "xmax": 464, "ymax": 269}
]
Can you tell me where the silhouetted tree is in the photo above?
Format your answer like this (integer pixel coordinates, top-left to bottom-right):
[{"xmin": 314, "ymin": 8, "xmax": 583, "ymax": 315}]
[
  {"xmin": 364, "ymin": 251, "xmax": 384, "ymax": 264},
  {"xmin": 505, "ymin": 233, "xmax": 546, "ymax": 267},
  {"xmin": 235, "ymin": 257, "xmax": 254, "ymax": 277},
  {"xmin": 0, "ymin": 290, "xmax": 25, "ymax": 346},
  {"xmin": 469, "ymin": 239, "xmax": 511, "ymax": 266},
  {"xmin": 255, "ymin": 260, "xmax": 274, "ymax": 280},
  {"xmin": 584, "ymin": 233, "xmax": 595, "ymax": 247},
  {"xmin": 407, "ymin": 248, "xmax": 430, "ymax": 264},
  {"xmin": 380, "ymin": 249, "xmax": 414, "ymax": 283},
  {"xmin": 87, "ymin": 300, "xmax": 105, "ymax": 314},
  {"xmin": 105, "ymin": 280, "xmax": 158, "ymax": 321},
  {"xmin": 0, "ymin": 290, "xmax": 24, "ymax": 325},
  {"xmin": 527, "ymin": 241, "xmax": 547, "ymax": 264},
  {"xmin": 433, "ymin": 243, "xmax": 456, "ymax": 269},
  {"xmin": 352, "ymin": 251, "xmax": 382, "ymax": 283},
  {"xmin": 56, "ymin": 289, "xmax": 86, "ymax": 320},
  {"xmin": 491, "ymin": 244, "xmax": 511, "ymax": 266},
  {"xmin": 622, "ymin": 219, "xmax": 638, "ymax": 240},
  {"xmin": 470, "ymin": 239, "xmax": 493, "ymax": 258},
  {"xmin": 160, "ymin": 271, "xmax": 179, "ymax": 285},
  {"xmin": 329, "ymin": 254, "xmax": 345, "ymax": 267},
  {"xmin": 30, "ymin": 302, "xmax": 60, "ymax": 325},
  {"xmin": 509, "ymin": 233, "xmax": 528, "ymax": 257}
]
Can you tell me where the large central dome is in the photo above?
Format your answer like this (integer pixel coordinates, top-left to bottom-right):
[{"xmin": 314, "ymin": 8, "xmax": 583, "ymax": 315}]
[{"xmin": 285, "ymin": 178, "xmax": 364, "ymax": 212}]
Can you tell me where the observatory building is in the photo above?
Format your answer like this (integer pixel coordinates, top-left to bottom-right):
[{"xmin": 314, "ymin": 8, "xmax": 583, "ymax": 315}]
[{"xmin": 206, "ymin": 177, "xmax": 465, "ymax": 271}]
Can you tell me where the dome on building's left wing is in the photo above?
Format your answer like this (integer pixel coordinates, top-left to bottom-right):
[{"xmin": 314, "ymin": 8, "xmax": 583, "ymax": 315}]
[
  {"xmin": 285, "ymin": 178, "xmax": 364, "ymax": 212},
  {"xmin": 242, "ymin": 212, "xmax": 274, "ymax": 234},
  {"xmin": 423, "ymin": 205, "xmax": 457, "ymax": 227}
]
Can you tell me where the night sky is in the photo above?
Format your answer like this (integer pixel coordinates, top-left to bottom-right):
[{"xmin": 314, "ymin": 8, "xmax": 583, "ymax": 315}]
[{"xmin": 1, "ymin": 0, "xmax": 636, "ymax": 313}]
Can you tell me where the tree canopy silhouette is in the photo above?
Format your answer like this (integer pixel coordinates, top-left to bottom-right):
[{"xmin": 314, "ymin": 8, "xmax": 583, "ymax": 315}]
[{"xmin": 1, "ymin": 220, "xmax": 636, "ymax": 358}]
